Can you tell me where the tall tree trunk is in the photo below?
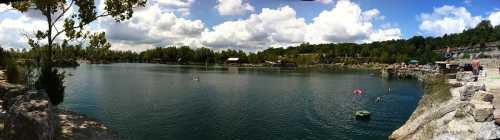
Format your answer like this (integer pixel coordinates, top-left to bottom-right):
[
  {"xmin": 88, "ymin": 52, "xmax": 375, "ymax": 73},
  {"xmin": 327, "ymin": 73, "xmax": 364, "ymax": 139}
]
[{"xmin": 46, "ymin": 6, "xmax": 53, "ymax": 66}]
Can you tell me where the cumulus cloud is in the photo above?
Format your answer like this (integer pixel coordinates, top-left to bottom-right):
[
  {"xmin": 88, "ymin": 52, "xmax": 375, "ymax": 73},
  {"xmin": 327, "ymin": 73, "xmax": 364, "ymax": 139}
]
[
  {"xmin": 97, "ymin": 3, "xmax": 204, "ymax": 50},
  {"xmin": 306, "ymin": 0, "xmax": 400, "ymax": 44},
  {"xmin": 418, "ymin": 5, "xmax": 482, "ymax": 36},
  {"xmin": 154, "ymin": 0, "xmax": 195, "ymax": 16},
  {"xmin": 202, "ymin": 6, "xmax": 307, "ymax": 50},
  {"xmin": 202, "ymin": 0, "xmax": 401, "ymax": 51},
  {"xmin": 215, "ymin": 0, "xmax": 255, "ymax": 16},
  {"xmin": 0, "ymin": 15, "xmax": 46, "ymax": 49},
  {"xmin": 489, "ymin": 11, "xmax": 500, "ymax": 26},
  {"xmin": 0, "ymin": 4, "xmax": 12, "ymax": 12},
  {"xmin": 0, "ymin": 0, "xmax": 401, "ymax": 52}
]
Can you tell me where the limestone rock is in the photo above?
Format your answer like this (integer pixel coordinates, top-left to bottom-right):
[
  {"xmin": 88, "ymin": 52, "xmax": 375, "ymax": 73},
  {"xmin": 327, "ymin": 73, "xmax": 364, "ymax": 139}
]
[
  {"xmin": 449, "ymin": 82, "xmax": 463, "ymax": 88},
  {"xmin": 476, "ymin": 122, "xmax": 500, "ymax": 140},
  {"xmin": 472, "ymin": 91, "xmax": 493, "ymax": 103},
  {"xmin": 3, "ymin": 90, "xmax": 56, "ymax": 140},
  {"xmin": 470, "ymin": 100, "xmax": 493, "ymax": 122},
  {"xmin": 456, "ymin": 72, "xmax": 474, "ymax": 82}
]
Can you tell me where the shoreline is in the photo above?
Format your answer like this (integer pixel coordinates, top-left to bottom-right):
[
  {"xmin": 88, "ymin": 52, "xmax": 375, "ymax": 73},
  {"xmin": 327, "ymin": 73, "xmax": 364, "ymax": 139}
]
[
  {"xmin": 3, "ymin": 62, "xmax": 488, "ymax": 139},
  {"xmin": 389, "ymin": 60, "xmax": 500, "ymax": 139},
  {"xmin": 0, "ymin": 70, "xmax": 119, "ymax": 140}
]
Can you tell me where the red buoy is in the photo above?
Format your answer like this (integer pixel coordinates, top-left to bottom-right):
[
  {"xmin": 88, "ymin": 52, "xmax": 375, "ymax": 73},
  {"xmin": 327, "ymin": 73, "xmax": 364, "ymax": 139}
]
[{"xmin": 353, "ymin": 88, "xmax": 363, "ymax": 96}]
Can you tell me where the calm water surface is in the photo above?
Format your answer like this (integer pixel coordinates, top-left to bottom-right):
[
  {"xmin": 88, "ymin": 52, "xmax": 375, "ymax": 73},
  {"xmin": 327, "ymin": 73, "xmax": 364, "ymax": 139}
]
[{"xmin": 61, "ymin": 63, "xmax": 423, "ymax": 140}]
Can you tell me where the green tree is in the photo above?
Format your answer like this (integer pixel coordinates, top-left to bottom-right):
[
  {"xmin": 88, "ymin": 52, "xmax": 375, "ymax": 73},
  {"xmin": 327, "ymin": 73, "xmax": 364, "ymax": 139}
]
[{"xmin": 10, "ymin": 0, "xmax": 146, "ymax": 105}]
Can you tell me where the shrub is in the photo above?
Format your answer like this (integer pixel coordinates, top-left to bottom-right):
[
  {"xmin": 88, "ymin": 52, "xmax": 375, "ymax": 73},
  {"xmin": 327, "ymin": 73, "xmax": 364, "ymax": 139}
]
[
  {"xmin": 5, "ymin": 59, "xmax": 21, "ymax": 84},
  {"xmin": 36, "ymin": 65, "xmax": 65, "ymax": 105},
  {"xmin": 0, "ymin": 48, "xmax": 5, "ymax": 68}
]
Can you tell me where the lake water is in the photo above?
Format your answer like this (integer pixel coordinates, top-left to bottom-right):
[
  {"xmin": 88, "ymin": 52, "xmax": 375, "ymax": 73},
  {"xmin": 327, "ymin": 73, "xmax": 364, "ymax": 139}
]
[{"xmin": 61, "ymin": 63, "xmax": 423, "ymax": 140}]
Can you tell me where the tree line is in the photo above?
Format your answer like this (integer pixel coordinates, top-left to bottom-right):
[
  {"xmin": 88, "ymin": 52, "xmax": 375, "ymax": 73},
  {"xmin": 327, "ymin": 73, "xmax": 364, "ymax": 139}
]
[{"xmin": 5, "ymin": 20, "xmax": 500, "ymax": 66}]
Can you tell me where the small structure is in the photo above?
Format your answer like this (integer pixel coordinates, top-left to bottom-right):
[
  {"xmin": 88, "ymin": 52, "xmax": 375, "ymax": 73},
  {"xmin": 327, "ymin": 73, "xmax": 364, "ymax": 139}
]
[
  {"xmin": 409, "ymin": 60, "xmax": 419, "ymax": 65},
  {"xmin": 225, "ymin": 58, "xmax": 240, "ymax": 65},
  {"xmin": 355, "ymin": 110, "xmax": 371, "ymax": 119}
]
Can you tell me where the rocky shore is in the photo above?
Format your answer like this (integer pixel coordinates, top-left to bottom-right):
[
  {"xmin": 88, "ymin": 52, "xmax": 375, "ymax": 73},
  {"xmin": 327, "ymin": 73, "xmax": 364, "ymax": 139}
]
[
  {"xmin": 0, "ymin": 70, "xmax": 119, "ymax": 140},
  {"xmin": 389, "ymin": 65, "xmax": 500, "ymax": 140}
]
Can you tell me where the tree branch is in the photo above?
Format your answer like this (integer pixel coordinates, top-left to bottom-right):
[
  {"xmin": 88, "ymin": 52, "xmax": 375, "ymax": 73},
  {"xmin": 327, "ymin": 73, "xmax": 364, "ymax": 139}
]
[
  {"xmin": 51, "ymin": 13, "xmax": 110, "ymax": 42},
  {"xmin": 51, "ymin": 0, "xmax": 74, "ymax": 27}
]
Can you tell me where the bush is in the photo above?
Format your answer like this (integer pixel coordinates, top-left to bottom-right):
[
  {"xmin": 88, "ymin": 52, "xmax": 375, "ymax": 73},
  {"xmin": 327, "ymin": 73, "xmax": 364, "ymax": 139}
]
[
  {"xmin": 0, "ymin": 48, "xmax": 5, "ymax": 68},
  {"xmin": 36, "ymin": 65, "xmax": 65, "ymax": 105},
  {"xmin": 5, "ymin": 59, "xmax": 21, "ymax": 84}
]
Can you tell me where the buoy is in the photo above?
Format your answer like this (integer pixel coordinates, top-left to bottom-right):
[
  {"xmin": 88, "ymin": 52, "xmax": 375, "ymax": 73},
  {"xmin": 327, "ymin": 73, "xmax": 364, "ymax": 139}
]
[
  {"xmin": 354, "ymin": 110, "xmax": 371, "ymax": 119},
  {"xmin": 353, "ymin": 88, "xmax": 363, "ymax": 96}
]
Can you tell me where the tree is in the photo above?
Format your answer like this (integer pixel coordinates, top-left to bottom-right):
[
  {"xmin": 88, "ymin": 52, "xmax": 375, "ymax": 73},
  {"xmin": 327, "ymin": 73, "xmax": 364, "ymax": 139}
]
[{"xmin": 10, "ymin": 0, "xmax": 146, "ymax": 105}]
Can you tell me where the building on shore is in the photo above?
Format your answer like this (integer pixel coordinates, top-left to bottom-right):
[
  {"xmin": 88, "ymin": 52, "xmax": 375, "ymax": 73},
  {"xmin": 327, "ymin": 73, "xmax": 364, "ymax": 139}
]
[{"xmin": 225, "ymin": 58, "xmax": 240, "ymax": 66}]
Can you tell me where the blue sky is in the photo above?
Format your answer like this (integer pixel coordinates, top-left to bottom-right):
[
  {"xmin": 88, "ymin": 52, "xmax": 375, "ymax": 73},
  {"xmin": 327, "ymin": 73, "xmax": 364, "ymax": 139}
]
[
  {"xmin": 0, "ymin": 0, "xmax": 499, "ymax": 52},
  {"xmin": 188, "ymin": 0, "xmax": 500, "ymax": 38}
]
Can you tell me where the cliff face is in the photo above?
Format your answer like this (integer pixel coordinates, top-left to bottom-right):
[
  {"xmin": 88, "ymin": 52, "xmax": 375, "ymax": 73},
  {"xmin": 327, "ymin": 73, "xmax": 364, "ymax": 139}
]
[
  {"xmin": 390, "ymin": 71, "xmax": 500, "ymax": 140},
  {"xmin": 0, "ymin": 71, "xmax": 119, "ymax": 140}
]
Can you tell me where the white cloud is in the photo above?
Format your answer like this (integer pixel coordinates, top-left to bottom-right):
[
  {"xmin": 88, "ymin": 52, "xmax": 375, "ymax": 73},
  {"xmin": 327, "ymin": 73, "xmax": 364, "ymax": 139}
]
[
  {"xmin": 418, "ymin": 5, "xmax": 482, "ymax": 36},
  {"xmin": 318, "ymin": 0, "xmax": 333, "ymax": 4},
  {"xmin": 202, "ymin": 1, "xmax": 400, "ymax": 51},
  {"xmin": 0, "ymin": 15, "xmax": 46, "ymax": 49},
  {"xmin": 489, "ymin": 11, "xmax": 500, "ymax": 26},
  {"xmin": 0, "ymin": 4, "xmax": 12, "ymax": 13},
  {"xmin": 0, "ymin": 0, "xmax": 400, "ymax": 52},
  {"xmin": 202, "ymin": 6, "xmax": 307, "ymax": 50},
  {"xmin": 368, "ymin": 28, "xmax": 401, "ymax": 42},
  {"xmin": 215, "ymin": 0, "xmax": 255, "ymax": 16},
  {"xmin": 97, "ymin": 3, "xmax": 204, "ymax": 51},
  {"xmin": 306, "ymin": 0, "xmax": 399, "ymax": 43}
]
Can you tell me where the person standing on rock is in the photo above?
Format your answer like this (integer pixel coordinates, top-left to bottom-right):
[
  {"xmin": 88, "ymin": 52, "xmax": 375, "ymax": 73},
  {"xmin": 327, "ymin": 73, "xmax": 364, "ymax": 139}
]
[{"xmin": 471, "ymin": 56, "xmax": 481, "ymax": 82}]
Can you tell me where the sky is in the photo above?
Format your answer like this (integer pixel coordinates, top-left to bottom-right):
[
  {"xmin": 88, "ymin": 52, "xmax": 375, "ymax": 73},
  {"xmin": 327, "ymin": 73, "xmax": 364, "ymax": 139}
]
[{"xmin": 0, "ymin": 0, "xmax": 500, "ymax": 52}]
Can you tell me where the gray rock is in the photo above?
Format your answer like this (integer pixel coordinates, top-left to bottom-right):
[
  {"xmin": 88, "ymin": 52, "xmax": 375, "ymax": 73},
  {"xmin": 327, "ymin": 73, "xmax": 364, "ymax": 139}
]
[
  {"xmin": 477, "ymin": 122, "xmax": 500, "ymax": 140},
  {"xmin": 456, "ymin": 72, "xmax": 475, "ymax": 82},
  {"xmin": 470, "ymin": 100, "xmax": 494, "ymax": 122},
  {"xmin": 3, "ymin": 90, "xmax": 56, "ymax": 140}
]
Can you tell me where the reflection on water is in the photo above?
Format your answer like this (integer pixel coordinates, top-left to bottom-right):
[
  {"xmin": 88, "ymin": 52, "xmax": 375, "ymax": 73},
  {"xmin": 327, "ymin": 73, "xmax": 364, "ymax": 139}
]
[{"xmin": 61, "ymin": 63, "xmax": 423, "ymax": 140}]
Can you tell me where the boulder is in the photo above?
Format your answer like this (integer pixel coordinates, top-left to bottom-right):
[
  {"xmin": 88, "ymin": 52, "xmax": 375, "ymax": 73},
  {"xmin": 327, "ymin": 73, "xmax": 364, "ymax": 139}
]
[
  {"xmin": 454, "ymin": 102, "xmax": 472, "ymax": 118},
  {"xmin": 2, "ymin": 87, "xmax": 25, "ymax": 110},
  {"xmin": 472, "ymin": 91, "xmax": 494, "ymax": 102},
  {"xmin": 470, "ymin": 100, "xmax": 493, "ymax": 122},
  {"xmin": 483, "ymin": 93, "xmax": 494, "ymax": 103},
  {"xmin": 449, "ymin": 82, "xmax": 463, "ymax": 88},
  {"xmin": 456, "ymin": 72, "xmax": 475, "ymax": 82},
  {"xmin": 460, "ymin": 83, "xmax": 483, "ymax": 101},
  {"xmin": 3, "ymin": 90, "xmax": 56, "ymax": 140}
]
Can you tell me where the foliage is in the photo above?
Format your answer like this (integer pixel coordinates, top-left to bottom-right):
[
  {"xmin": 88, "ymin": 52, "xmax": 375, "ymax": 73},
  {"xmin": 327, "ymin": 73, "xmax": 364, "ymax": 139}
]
[
  {"xmin": 0, "ymin": 47, "xmax": 5, "ymax": 68},
  {"xmin": 5, "ymin": 58, "xmax": 21, "ymax": 84},
  {"xmin": 36, "ymin": 65, "xmax": 65, "ymax": 105},
  {"xmin": 462, "ymin": 53, "xmax": 471, "ymax": 59},
  {"xmin": 9, "ymin": 0, "xmax": 146, "ymax": 105}
]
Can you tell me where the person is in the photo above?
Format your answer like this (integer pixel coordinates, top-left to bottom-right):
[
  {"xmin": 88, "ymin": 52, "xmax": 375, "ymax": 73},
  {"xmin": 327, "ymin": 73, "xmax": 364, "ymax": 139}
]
[{"xmin": 471, "ymin": 56, "xmax": 480, "ymax": 82}]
